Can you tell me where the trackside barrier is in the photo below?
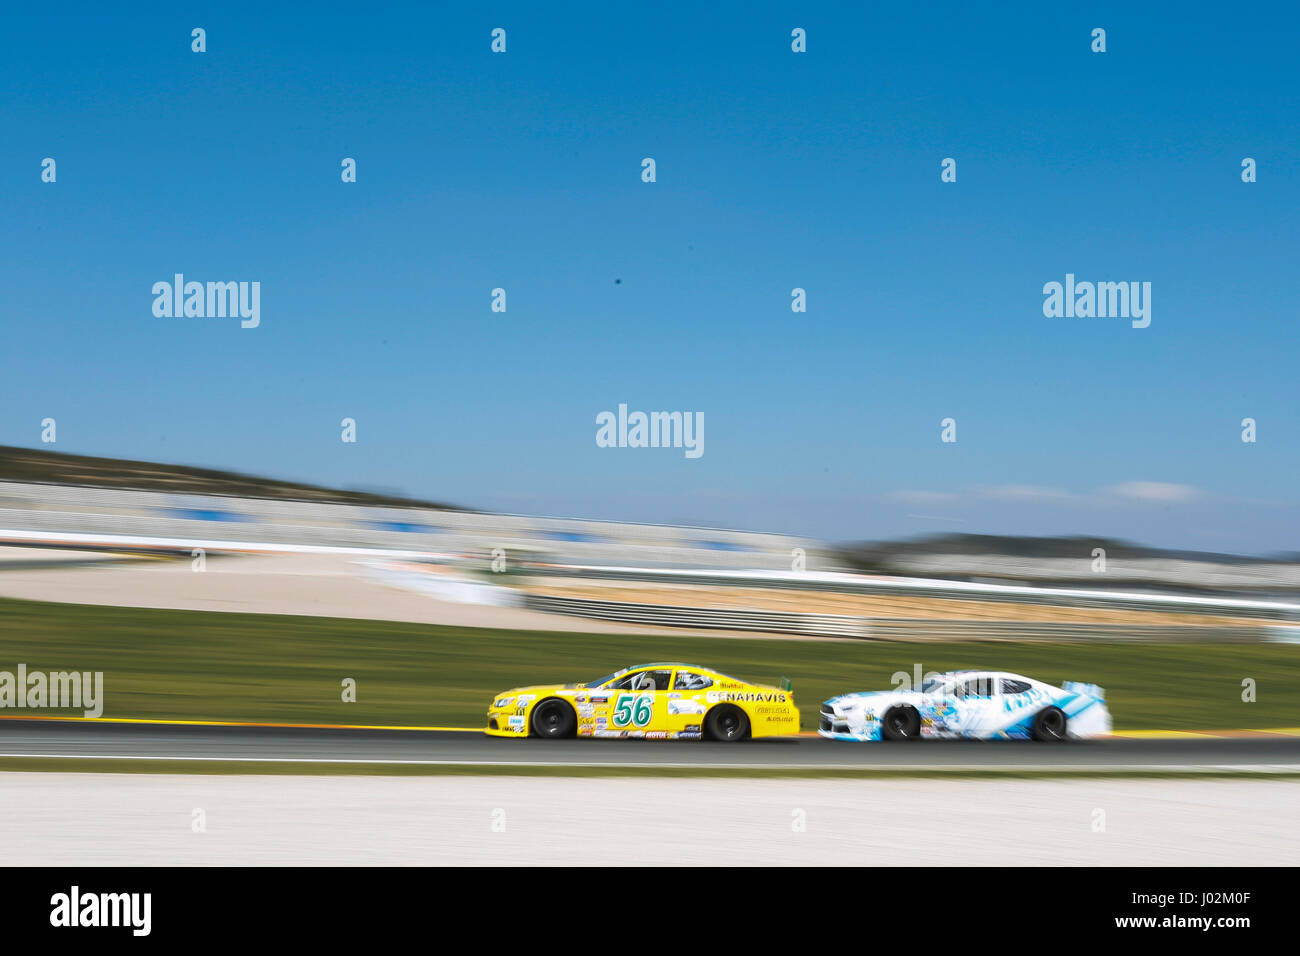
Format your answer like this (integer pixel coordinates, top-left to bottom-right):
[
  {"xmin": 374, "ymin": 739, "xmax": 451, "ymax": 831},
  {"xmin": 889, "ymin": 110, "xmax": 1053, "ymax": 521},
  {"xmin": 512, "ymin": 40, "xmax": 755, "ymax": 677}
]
[
  {"xmin": 522, "ymin": 594, "xmax": 1273, "ymax": 643},
  {"xmin": 524, "ymin": 565, "xmax": 1300, "ymax": 622}
]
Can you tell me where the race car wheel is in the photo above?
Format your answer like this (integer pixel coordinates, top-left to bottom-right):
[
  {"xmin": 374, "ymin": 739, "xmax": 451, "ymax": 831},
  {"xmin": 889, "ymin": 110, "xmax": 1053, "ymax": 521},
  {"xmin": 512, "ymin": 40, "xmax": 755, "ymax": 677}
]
[
  {"xmin": 1031, "ymin": 706, "xmax": 1068, "ymax": 741},
  {"xmin": 704, "ymin": 705, "xmax": 750, "ymax": 742},
  {"xmin": 881, "ymin": 706, "xmax": 921, "ymax": 741},
  {"xmin": 530, "ymin": 698, "xmax": 576, "ymax": 739}
]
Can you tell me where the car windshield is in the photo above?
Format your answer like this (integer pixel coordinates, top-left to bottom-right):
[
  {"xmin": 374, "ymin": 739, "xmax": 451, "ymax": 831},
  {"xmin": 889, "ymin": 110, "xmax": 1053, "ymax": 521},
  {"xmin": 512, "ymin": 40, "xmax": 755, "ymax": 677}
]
[
  {"xmin": 920, "ymin": 676, "xmax": 953, "ymax": 694},
  {"xmin": 586, "ymin": 669, "xmax": 627, "ymax": 688}
]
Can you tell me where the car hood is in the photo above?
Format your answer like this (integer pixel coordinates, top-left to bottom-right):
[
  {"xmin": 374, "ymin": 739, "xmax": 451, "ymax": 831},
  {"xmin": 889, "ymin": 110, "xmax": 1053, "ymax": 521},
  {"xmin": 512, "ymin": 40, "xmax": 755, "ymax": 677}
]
[{"xmin": 494, "ymin": 684, "xmax": 565, "ymax": 699}]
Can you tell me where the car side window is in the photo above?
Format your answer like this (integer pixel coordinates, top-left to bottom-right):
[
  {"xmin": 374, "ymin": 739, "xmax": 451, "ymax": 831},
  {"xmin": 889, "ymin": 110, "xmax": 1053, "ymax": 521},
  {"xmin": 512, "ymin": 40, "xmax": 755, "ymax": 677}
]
[
  {"xmin": 612, "ymin": 670, "xmax": 672, "ymax": 691},
  {"xmin": 958, "ymin": 677, "xmax": 995, "ymax": 697},
  {"xmin": 1001, "ymin": 679, "xmax": 1031, "ymax": 695},
  {"xmin": 673, "ymin": 671, "xmax": 713, "ymax": 691}
]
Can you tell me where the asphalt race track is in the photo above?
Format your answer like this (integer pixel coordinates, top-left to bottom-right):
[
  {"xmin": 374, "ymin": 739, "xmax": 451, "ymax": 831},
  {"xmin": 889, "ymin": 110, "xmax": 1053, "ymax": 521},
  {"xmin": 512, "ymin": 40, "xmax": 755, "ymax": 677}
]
[{"xmin": 0, "ymin": 720, "xmax": 1297, "ymax": 770}]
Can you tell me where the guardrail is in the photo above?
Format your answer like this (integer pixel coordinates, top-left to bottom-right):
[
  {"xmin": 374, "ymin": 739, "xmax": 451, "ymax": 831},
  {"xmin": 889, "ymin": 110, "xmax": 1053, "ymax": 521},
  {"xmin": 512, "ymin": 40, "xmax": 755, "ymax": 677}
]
[
  {"xmin": 522, "ymin": 594, "xmax": 1281, "ymax": 642},
  {"xmin": 524, "ymin": 565, "xmax": 1300, "ymax": 622},
  {"xmin": 524, "ymin": 594, "xmax": 871, "ymax": 638}
]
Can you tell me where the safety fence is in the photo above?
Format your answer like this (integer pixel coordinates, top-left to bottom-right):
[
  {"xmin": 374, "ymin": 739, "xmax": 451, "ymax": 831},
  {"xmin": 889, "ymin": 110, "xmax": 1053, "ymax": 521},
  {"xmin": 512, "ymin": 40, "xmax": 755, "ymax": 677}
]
[{"xmin": 522, "ymin": 593, "xmax": 1285, "ymax": 642}]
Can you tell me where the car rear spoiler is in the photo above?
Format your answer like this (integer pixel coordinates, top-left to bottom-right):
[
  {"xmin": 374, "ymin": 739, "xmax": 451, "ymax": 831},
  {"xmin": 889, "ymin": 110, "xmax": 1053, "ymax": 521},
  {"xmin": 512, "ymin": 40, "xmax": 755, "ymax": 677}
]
[{"xmin": 1063, "ymin": 681, "xmax": 1105, "ymax": 701}]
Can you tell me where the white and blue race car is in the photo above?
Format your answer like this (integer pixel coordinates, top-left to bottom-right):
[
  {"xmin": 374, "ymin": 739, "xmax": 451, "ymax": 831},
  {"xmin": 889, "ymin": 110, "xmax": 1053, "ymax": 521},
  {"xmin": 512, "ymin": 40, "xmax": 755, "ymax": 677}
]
[{"xmin": 818, "ymin": 670, "xmax": 1111, "ymax": 742}]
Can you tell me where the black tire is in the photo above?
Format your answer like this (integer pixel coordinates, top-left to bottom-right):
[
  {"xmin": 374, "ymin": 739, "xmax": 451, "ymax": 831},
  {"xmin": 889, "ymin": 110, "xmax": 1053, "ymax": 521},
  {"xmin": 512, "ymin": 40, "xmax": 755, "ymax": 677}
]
[
  {"xmin": 881, "ymin": 706, "xmax": 921, "ymax": 741},
  {"xmin": 704, "ymin": 705, "xmax": 750, "ymax": 742},
  {"xmin": 1031, "ymin": 706, "xmax": 1068, "ymax": 742},
  {"xmin": 529, "ymin": 698, "xmax": 576, "ymax": 739}
]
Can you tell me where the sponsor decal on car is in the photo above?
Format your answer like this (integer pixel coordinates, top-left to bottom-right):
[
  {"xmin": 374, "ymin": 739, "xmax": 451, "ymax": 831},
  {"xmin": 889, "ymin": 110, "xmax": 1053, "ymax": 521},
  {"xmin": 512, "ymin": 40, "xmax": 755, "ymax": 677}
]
[
  {"xmin": 667, "ymin": 698, "xmax": 707, "ymax": 715},
  {"xmin": 708, "ymin": 691, "xmax": 788, "ymax": 704},
  {"xmin": 1002, "ymin": 688, "xmax": 1046, "ymax": 711}
]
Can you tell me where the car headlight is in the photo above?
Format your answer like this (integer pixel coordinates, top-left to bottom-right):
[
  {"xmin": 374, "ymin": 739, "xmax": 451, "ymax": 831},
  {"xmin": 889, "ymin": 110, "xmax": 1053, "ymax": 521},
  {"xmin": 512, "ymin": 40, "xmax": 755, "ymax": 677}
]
[{"xmin": 493, "ymin": 697, "xmax": 515, "ymax": 709}]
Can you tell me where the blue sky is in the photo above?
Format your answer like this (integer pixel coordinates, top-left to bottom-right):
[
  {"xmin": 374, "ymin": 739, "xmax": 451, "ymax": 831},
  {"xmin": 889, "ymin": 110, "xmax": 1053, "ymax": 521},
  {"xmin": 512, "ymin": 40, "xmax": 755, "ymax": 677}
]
[{"xmin": 2, "ymin": 4, "xmax": 1297, "ymax": 553}]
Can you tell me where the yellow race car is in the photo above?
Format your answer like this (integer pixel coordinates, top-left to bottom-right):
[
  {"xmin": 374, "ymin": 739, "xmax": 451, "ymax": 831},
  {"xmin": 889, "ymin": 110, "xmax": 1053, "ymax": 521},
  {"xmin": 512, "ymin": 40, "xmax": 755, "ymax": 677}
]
[{"xmin": 485, "ymin": 662, "xmax": 799, "ymax": 742}]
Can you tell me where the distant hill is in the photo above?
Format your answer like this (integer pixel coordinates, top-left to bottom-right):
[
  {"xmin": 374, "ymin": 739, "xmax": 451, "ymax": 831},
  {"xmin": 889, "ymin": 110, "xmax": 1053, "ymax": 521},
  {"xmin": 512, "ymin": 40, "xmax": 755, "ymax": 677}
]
[
  {"xmin": 838, "ymin": 532, "xmax": 1290, "ymax": 572},
  {"xmin": 0, "ymin": 446, "xmax": 458, "ymax": 511}
]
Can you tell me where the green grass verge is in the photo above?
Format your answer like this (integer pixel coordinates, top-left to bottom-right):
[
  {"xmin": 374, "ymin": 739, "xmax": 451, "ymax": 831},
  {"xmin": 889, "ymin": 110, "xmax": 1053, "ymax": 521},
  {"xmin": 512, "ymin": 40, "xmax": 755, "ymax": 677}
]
[{"xmin": 0, "ymin": 596, "xmax": 1294, "ymax": 730}]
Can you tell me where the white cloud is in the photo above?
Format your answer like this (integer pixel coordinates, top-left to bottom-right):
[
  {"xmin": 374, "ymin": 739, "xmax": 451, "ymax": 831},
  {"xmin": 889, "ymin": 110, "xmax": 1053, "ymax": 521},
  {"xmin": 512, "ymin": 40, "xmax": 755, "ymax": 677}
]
[{"xmin": 1105, "ymin": 481, "xmax": 1201, "ymax": 503}]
